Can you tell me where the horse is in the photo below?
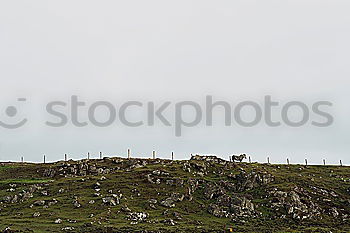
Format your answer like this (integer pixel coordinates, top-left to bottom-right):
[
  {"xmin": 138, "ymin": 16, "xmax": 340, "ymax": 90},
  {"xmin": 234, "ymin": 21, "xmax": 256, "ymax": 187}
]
[{"xmin": 231, "ymin": 154, "xmax": 247, "ymax": 162}]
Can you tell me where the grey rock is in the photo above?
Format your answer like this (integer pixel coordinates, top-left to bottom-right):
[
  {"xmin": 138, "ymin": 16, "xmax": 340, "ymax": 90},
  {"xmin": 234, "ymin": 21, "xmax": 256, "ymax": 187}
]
[
  {"xmin": 55, "ymin": 218, "xmax": 62, "ymax": 224},
  {"xmin": 33, "ymin": 212, "xmax": 41, "ymax": 217},
  {"xmin": 61, "ymin": 227, "xmax": 75, "ymax": 231},
  {"xmin": 127, "ymin": 212, "xmax": 148, "ymax": 222},
  {"xmin": 33, "ymin": 200, "xmax": 46, "ymax": 206},
  {"xmin": 102, "ymin": 196, "xmax": 119, "ymax": 206},
  {"xmin": 148, "ymin": 199, "xmax": 157, "ymax": 204}
]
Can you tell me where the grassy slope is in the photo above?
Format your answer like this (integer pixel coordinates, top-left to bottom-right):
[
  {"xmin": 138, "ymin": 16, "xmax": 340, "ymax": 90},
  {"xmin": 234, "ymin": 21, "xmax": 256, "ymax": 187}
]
[{"xmin": 0, "ymin": 159, "xmax": 349, "ymax": 233}]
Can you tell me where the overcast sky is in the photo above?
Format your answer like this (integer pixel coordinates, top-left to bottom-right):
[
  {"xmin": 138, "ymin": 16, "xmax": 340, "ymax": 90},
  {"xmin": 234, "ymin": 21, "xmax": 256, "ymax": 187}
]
[{"xmin": 0, "ymin": 0, "xmax": 349, "ymax": 164}]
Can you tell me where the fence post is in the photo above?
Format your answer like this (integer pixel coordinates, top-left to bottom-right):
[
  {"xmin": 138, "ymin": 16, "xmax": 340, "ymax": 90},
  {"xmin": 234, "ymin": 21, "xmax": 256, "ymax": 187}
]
[
  {"xmin": 100, "ymin": 152, "xmax": 102, "ymax": 159},
  {"xmin": 21, "ymin": 156, "xmax": 23, "ymax": 163},
  {"xmin": 267, "ymin": 157, "xmax": 270, "ymax": 164},
  {"xmin": 44, "ymin": 155, "xmax": 46, "ymax": 164},
  {"xmin": 323, "ymin": 159, "xmax": 326, "ymax": 166},
  {"xmin": 152, "ymin": 150, "xmax": 156, "ymax": 159},
  {"xmin": 128, "ymin": 149, "xmax": 130, "ymax": 159},
  {"xmin": 171, "ymin": 152, "xmax": 174, "ymax": 161},
  {"xmin": 87, "ymin": 152, "xmax": 90, "ymax": 160},
  {"xmin": 249, "ymin": 156, "xmax": 251, "ymax": 163},
  {"xmin": 287, "ymin": 158, "xmax": 290, "ymax": 165},
  {"xmin": 305, "ymin": 159, "xmax": 308, "ymax": 166},
  {"xmin": 340, "ymin": 160, "xmax": 343, "ymax": 166}
]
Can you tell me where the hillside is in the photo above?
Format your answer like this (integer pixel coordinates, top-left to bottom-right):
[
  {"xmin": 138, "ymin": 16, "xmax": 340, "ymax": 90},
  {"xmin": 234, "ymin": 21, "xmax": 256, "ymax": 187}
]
[{"xmin": 0, "ymin": 155, "xmax": 349, "ymax": 233}]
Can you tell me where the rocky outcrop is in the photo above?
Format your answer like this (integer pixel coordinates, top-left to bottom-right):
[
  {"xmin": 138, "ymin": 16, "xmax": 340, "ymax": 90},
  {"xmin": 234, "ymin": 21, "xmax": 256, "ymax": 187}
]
[
  {"xmin": 269, "ymin": 187, "xmax": 322, "ymax": 220},
  {"xmin": 190, "ymin": 155, "xmax": 227, "ymax": 165},
  {"xmin": 233, "ymin": 170, "xmax": 274, "ymax": 191},
  {"xmin": 2, "ymin": 184, "xmax": 43, "ymax": 204},
  {"xmin": 161, "ymin": 193, "xmax": 185, "ymax": 208},
  {"xmin": 43, "ymin": 161, "xmax": 112, "ymax": 178}
]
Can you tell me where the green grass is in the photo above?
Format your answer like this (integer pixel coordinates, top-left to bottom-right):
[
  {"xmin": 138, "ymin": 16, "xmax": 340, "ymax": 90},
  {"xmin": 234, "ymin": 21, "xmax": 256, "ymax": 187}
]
[
  {"xmin": 0, "ymin": 178, "xmax": 53, "ymax": 184},
  {"xmin": 0, "ymin": 165, "xmax": 16, "ymax": 171},
  {"xmin": 0, "ymin": 158, "xmax": 349, "ymax": 232}
]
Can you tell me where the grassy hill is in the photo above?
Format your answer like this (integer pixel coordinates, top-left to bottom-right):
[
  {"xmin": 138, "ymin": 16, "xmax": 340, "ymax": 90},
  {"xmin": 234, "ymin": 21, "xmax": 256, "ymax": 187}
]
[{"xmin": 0, "ymin": 155, "xmax": 349, "ymax": 232}]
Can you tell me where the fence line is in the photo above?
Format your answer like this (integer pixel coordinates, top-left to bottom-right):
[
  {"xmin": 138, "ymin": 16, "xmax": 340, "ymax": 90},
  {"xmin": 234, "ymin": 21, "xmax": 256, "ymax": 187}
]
[{"xmin": 4, "ymin": 152, "xmax": 346, "ymax": 166}]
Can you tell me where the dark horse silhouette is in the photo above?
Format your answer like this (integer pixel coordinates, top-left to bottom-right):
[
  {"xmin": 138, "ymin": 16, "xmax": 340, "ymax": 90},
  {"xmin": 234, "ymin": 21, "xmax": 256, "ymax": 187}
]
[{"xmin": 231, "ymin": 154, "xmax": 247, "ymax": 162}]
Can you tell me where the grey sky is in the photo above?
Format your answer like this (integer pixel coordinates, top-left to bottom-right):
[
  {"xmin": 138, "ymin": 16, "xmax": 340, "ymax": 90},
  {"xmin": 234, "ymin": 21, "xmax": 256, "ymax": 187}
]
[{"xmin": 0, "ymin": 1, "xmax": 349, "ymax": 164}]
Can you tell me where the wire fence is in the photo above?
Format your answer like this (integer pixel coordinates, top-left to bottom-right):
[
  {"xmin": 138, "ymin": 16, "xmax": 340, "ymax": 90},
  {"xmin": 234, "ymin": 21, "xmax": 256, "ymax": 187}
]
[{"xmin": 8, "ymin": 150, "xmax": 347, "ymax": 166}]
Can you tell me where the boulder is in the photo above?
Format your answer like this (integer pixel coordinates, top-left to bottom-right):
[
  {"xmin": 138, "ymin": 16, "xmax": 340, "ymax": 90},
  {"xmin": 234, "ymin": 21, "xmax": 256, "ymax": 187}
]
[
  {"xmin": 102, "ymin": 196, "xmax": 119, "ymax": 206},
  {"xmin": 127, "ymin": 212, "xmax": 148, "ymax": 222}
]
